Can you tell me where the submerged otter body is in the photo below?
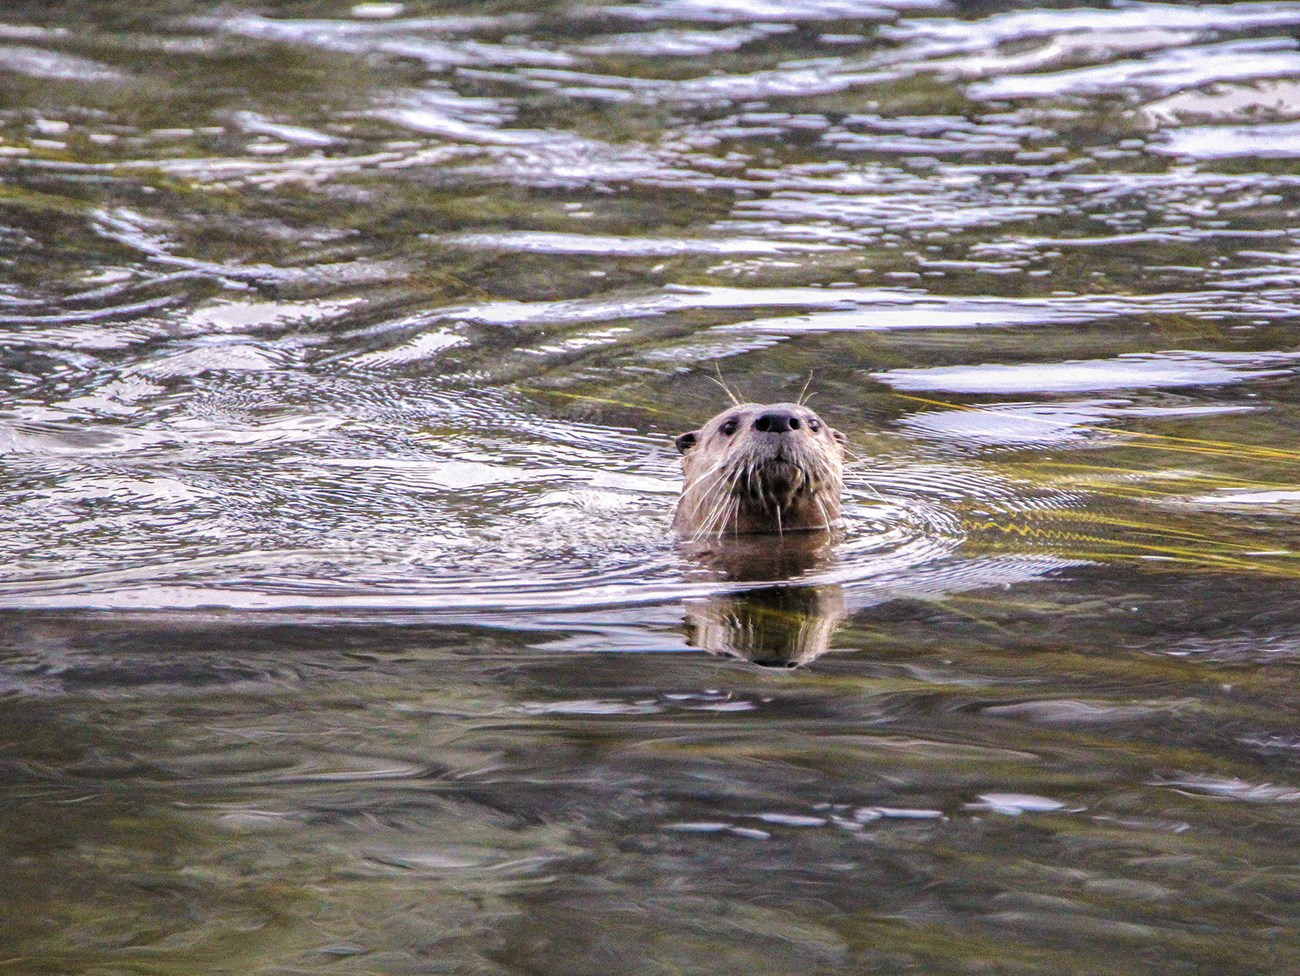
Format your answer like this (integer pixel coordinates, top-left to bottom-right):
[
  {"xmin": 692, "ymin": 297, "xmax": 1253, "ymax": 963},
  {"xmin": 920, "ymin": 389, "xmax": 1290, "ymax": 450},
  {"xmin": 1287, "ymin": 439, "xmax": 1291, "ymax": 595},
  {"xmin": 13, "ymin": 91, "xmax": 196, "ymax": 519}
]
[{"xmin": 673, "ymin": 402, "xmax": 846, "ymax": 536}]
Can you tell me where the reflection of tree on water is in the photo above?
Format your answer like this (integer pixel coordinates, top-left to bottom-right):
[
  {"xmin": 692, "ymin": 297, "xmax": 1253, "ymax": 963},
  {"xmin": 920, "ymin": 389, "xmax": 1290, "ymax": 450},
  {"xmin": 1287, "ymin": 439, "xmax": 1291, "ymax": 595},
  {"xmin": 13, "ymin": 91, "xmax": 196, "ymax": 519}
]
[{"xmin": 680, "ymin": 533, "xmax": 847, "ymax": 668}]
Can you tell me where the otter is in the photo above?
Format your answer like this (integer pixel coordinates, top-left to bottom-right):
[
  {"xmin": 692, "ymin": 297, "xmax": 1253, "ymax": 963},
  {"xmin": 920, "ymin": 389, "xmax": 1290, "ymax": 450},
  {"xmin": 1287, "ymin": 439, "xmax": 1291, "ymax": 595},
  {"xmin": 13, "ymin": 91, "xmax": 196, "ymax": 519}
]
[{"xmin": 673, "ymin": 401, "xmax": 846, "ymax": 536}]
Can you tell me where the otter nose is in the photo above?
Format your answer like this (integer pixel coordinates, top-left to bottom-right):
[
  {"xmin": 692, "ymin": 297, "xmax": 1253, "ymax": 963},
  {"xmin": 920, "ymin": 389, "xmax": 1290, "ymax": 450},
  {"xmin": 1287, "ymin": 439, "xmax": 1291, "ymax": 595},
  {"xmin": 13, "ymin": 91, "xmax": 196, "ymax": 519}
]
[{"xmin": 754, "ymin": 410, "xmax": 800, "ymax": 434}]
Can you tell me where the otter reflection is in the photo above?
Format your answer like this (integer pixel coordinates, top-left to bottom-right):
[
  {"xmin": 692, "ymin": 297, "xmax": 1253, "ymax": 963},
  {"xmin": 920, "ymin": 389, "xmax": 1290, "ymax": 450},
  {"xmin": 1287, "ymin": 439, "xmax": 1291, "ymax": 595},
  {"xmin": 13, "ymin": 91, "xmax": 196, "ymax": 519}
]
[{"xmin": 681, "ymin": 533, "xmax": 847, "ymax": 669}]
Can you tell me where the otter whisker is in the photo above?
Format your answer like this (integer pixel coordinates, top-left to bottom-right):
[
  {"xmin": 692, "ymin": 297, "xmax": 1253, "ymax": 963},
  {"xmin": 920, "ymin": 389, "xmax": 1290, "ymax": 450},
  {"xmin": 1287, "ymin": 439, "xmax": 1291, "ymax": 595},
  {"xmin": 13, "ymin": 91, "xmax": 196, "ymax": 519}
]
[
  {"xmin": 696, "ymin": 466, "xmax": 742, "ymax": 535},
  {"xmin": 694, "ymin": 466, "xmax": 730, "ymax": 504},
  {"xmin": 685, "ymin": 471, "xmax": 724, "ymax": 522},
  {"xmin": 688, "ymin": 494, "xmax": 720, "ymax": 538},
  {"xmin": 705, "ymin": 490, "xmax": 736, "ymax": 536},
  {"xmin": 797, "ymin": 370, "xmax": 814, "ymax": 406},
  {"xmin": 834, "ymin": 446, "xmax": 885, "ymax": 502},
  {"xmin": 813, "ymin": 494, "xmax": 833, "ymax": 531},
  {"xmin": 695, "ymin": 484, "xmax": 733, "ymax": 537},
  {"xmin": 846, "ymin": 467, "xmax": 886, "ymax": 502},
  {"xmin": 690, "ymin": 478, "xmax": 736, "ymax": 537},
  {"xmin": 691, "ymin": 451, "xmax": 733, "ymax": 486},
  {"xmin": 859, "ymin": 476, "xmax": 886, "ymax": 502},
  {"xmin": 685, "ymin": 452, "xmax": 738, "ymax": 521},
  {"xmin": 720, "ymin": 495, "xmax": 741, "ymax": 537},
  {"xmin": 707, "ymin": 362, "xmax": 743, "ymax": 407}
]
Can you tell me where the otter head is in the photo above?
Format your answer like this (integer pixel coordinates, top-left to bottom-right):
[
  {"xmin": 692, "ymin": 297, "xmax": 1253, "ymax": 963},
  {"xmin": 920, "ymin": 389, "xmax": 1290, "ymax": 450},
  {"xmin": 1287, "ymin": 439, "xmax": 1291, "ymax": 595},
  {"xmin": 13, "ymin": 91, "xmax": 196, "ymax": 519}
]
[{"xmin": 672, "ymin": 402, "xmax": 846, "ymax": 536}]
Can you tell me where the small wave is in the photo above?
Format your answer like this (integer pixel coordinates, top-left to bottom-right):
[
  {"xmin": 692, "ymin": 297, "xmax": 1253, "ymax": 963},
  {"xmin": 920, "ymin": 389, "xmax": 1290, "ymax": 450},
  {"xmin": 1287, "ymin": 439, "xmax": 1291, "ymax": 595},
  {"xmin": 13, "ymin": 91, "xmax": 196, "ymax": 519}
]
[
  {"xmin": 431, "ymin": 231, "xmax": 842, "ymax": 256},
  {"xmin": 873, "ymin": 351, "xmax": 1300, "ymax": 395},
  {"xmin": 576, "ymin": 24, "xmax": 793, "ymax": 57},
  {"xmin": 203, "ymin": 13, "xmax": 570, "ymax": 70},
  {"xmin": 882, "ymin": 2, "xmax": 1300, "ymax": 52},
  {"xmin": 600, "ymin": 0, "xmax": 941, "ymax": 24},
  {"xmin": 1155, "ymin": 119, "xmax": 1300, "ymax": 158},
  {"xmin": 1152, "ymin": 774, "xmax": 1300, "ymax": 803},
  {"xmin": 0, "ymin": 441, "xmax": 1063, "ymax": 615},
  {"xmin": 896, "ymin": 400, "xmax": 1255, "ymax": 449},
  {"xmin": 969, "ymin": 37, "xmax": 1300, "ymax": 101},
  {"xmin": 0, "ymin": 43, "xmax": 124, "ymax": 81}
]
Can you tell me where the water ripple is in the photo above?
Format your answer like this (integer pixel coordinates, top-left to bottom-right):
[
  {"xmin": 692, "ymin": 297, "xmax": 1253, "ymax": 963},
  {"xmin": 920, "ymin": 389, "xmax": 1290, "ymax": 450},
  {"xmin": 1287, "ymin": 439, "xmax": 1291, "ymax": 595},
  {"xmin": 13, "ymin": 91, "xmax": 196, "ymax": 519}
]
[{"xmin": 8, "ymin": 4, "xmax": 1300, "ymax": 970}]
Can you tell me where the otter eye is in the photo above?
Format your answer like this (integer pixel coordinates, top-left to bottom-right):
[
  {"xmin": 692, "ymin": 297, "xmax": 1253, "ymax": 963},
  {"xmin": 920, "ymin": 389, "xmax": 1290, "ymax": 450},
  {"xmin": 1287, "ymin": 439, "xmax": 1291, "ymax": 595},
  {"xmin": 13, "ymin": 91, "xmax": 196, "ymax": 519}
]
[
  {"xmin": 809, "ymin": 419, "xmax": 821, "ymax": 432},
  {"xmin": 720, "ymin": 418, "xmax": 738, "ymax": 436}
]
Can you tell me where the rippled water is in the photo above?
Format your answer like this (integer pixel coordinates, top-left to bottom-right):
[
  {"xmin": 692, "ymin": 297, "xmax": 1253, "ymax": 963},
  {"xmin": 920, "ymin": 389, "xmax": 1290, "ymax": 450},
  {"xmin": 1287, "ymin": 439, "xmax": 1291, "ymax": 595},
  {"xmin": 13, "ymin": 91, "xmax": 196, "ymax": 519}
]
[{"xmin": 3, "ymin": 1, "xmax": 1300, "ymax": 972}]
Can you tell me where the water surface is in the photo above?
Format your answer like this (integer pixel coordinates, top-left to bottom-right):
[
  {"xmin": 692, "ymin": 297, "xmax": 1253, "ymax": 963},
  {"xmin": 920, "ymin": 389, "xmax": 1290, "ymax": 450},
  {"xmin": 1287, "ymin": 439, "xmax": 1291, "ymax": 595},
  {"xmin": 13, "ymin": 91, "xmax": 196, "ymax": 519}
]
[{"xmin": 2, "ymin": 1, "xmax": 1300, "ymax": 973}]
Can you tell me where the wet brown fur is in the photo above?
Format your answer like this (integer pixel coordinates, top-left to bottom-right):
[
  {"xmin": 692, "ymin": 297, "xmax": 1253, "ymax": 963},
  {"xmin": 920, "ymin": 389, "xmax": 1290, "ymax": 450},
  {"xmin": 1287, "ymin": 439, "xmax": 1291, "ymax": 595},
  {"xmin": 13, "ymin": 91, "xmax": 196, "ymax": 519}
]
[{"xmin": 673, "ymin": 402, "xmax": 846, "ymax": 536}]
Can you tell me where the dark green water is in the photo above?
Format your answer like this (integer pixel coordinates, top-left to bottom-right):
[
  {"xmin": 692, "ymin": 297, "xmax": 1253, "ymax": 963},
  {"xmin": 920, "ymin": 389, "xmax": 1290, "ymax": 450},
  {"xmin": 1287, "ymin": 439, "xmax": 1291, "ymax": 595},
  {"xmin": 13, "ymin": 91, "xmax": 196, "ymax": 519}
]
[{"xmin": 2, "ymin": 1, "xmax": 1299, "ymax": 972}]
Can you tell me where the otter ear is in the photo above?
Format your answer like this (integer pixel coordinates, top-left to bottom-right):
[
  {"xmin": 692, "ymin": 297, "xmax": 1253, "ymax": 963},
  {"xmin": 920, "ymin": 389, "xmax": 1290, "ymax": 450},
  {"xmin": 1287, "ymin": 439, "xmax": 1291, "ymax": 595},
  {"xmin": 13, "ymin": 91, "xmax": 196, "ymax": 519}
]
[
  {"xmin": 675, "ymin": 430, "xmax": 700, "ymax": 454},
  {"xmin": 831, "ymin": 428, "xmax": 847, "ymax": 444}
]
